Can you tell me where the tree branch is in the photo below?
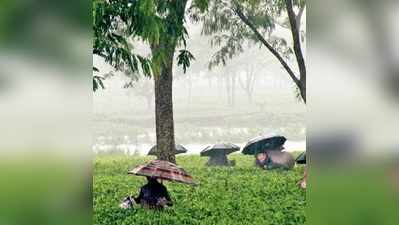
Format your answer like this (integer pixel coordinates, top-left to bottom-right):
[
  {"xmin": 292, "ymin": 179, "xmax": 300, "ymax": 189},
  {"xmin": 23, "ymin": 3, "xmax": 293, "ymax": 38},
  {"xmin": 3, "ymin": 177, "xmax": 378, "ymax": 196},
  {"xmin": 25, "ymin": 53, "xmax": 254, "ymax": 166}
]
[
  {"xmin": 286, "ymin": 0, "xmax": 306, "ymax": 102},
  {"xmin": 296, "ymin": 4, "xmax": 305, "ymax": 30},
  {"xmin": 285, "ymin": 0, "xmax": 306, "ymax": 81},
  {"xmin": 233, "ymin": 7, "xmax": 300, "ymax": 86}
]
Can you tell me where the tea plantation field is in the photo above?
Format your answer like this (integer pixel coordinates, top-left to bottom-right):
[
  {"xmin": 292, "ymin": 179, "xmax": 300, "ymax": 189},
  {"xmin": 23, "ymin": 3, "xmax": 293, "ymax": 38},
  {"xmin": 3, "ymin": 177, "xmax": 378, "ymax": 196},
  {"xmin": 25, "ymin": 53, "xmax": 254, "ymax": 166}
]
[{"xmin": 94, "ymin": 154, "xmax": 306, "ymax": 225}]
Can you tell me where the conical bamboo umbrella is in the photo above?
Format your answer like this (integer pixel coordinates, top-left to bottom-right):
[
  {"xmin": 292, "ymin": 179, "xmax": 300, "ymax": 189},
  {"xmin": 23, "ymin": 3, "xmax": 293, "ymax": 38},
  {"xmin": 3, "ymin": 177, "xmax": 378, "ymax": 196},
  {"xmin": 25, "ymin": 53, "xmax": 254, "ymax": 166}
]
[
  {"xmin": 242, "ymin": 135, "xmax": 286, "ymax": 155},
  {"xmin": 128, "ymin": 160, "xmax": 196, "ymax": 185},
  {"xmin": 148, "ymin": 144, "xmax": 188, "ymax": 156},
  {"xmin": 200, "ymin": 143, "xmax": 240, "ymax": 166}
]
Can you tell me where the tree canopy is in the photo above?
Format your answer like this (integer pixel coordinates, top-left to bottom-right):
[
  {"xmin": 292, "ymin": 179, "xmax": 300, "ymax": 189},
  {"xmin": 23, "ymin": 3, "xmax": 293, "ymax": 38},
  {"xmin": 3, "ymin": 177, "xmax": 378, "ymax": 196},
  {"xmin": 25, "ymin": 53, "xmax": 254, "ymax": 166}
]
[
  {"xmin": 93, "ymin": 0, "xmax": 210, "ymax": 163},
  {"xmin": 92, "ymin": 0, "xmax": 209, "ymax": 91},
  {"xmin": 202, "ymin": 0, "xmax": 306, "ymax": 102}
]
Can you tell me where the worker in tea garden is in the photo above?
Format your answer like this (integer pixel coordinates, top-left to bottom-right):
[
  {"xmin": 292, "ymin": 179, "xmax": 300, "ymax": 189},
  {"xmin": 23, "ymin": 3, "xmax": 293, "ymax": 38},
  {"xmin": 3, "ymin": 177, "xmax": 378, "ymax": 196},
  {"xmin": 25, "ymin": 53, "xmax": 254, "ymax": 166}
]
[
  {"xmin": 119, "ymin": 177, "xmax": 172, "ymax": 209},
  {"xmin": 242, "ymin": 135, "xmax": 288, "ymax": 168},
  {"xmin": 255, "ymin": 151, "xmax": 295, "ymax": 170},
  {"xmin": 255, "ymin": 152, "xmax": 268, "ymax": 167},
  {"xmin": 121, "ymin": 160, "xmax": 196, "ymax": 209},
  {"xmin": 200, "ymin": 143, "xmax": 240, "ymax": 167},
  {"xmin": 134, "ymin": 176, "xmax": 173, "ymax": 209},
  {"xmin": 296, "ymin": 152, "xmax": 307, "ymax": 190}
]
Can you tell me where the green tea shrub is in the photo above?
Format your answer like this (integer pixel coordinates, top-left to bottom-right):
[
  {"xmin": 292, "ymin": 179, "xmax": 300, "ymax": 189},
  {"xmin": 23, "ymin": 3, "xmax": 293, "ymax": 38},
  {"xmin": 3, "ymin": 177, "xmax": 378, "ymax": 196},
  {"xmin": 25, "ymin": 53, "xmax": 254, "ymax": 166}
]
[{"xmin": 94, "ymin": 155, "xmax": 305, "ymax": 225}]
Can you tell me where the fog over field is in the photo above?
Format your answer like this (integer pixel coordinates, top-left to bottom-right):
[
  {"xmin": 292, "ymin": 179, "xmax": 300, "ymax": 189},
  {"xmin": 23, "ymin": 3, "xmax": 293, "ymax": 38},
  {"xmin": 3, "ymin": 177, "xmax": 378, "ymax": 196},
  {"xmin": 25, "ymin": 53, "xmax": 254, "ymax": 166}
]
[{"xmin": 93, "ymin": 23, "xmax": 305, "ymax": 155}]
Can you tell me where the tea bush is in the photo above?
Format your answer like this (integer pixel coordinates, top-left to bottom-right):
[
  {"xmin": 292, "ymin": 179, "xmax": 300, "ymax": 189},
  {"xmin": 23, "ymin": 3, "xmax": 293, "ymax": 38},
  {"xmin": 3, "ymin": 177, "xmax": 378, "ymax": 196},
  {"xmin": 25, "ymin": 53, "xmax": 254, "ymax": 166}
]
[{"xmin": 94, "ymin": 154, "xmax": 306, "ymax": 225}]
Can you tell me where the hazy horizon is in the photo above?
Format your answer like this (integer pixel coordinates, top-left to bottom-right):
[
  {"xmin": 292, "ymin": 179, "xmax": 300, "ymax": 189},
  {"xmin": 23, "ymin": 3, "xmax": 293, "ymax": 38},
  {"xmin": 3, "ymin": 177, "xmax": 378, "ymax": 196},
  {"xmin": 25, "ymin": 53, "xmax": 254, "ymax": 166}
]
[{"xmin": 93, "ymin": 21, "xmax": 306, "ymax": 155}]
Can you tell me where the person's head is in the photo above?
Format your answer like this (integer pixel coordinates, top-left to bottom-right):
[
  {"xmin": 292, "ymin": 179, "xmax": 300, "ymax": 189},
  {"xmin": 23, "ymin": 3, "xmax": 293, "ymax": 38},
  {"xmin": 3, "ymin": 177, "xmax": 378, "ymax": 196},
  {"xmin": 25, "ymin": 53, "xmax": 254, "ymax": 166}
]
[{"xmin": 256, "ymin": 152, "xmax": 267, "ymax": 162}]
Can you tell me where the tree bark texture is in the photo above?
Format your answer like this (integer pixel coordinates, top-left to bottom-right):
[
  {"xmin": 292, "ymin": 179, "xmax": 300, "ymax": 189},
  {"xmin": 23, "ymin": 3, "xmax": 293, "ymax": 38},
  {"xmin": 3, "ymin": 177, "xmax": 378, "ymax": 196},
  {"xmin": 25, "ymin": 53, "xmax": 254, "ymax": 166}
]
[{"xmin": 151, "ymin": 43, "xmax": 176, "ymax": 164}]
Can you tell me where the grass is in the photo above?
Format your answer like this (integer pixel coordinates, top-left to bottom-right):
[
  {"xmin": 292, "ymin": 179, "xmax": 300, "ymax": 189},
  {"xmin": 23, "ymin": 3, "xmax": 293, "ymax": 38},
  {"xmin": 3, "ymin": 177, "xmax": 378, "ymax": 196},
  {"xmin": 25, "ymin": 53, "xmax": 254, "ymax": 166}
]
[{"xmin": 94, "ymin": 154, "xmax": 306, "ymax": 225}]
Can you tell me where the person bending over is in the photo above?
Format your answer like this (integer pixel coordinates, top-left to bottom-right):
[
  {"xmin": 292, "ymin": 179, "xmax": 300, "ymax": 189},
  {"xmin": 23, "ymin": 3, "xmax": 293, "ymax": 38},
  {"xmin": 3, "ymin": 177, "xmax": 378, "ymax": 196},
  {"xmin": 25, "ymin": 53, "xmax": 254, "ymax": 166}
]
[{"xmin": 134, "ymin": 177, "xmax": 173, "ymax": 209}]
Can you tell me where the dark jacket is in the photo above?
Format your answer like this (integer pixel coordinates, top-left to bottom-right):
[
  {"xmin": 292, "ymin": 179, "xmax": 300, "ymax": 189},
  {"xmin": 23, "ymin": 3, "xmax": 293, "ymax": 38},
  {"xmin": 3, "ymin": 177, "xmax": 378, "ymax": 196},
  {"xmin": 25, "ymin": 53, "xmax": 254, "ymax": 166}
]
[{"xmin": 134, "ymin": 180, "xmax": 172, "ymax": 209}]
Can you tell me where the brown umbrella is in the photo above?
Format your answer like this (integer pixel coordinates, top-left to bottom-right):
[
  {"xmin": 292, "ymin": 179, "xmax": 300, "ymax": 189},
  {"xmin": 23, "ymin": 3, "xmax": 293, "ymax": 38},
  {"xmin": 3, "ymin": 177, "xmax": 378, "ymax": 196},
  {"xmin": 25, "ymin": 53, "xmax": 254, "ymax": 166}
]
[{"xmin": 128, "ymin": 160, "xmax": 196, "ymax": 185}]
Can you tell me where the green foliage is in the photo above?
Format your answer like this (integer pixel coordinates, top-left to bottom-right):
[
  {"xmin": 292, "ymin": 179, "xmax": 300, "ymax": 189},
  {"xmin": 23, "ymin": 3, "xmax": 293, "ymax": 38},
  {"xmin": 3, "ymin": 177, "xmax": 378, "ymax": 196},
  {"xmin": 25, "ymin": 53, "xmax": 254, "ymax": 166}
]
[
  {"xmin": 92, "ymin": 0, "xmax": 207, "ymax": 90},
  {"xmin": 202, "ymin": 0, "xmax": 305, "ymax": 69},
  {"xmin": 93, "ymin": 0, "xmax": 155, "ymax": 78},
  {"xmin": 192, "ymin": 0, "xmax": 210, "ymax": 12},
  {"xmin": 94, "ymin": 155, "xmax": 306, "ymax": 225},
  {"xmin": 93, "ymin": 75, "xmax": 105, "ymax": 92},
  {"xmin": 177, "ymin": 50, "xmax": 196, "ymax": 73}
]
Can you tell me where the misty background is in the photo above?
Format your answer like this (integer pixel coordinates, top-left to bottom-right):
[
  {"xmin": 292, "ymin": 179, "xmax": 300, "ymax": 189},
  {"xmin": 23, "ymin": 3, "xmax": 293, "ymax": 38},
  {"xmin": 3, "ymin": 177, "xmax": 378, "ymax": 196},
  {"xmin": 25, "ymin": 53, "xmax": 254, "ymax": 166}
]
[{"xmin": 93, "ymin": 22, "xmax": 306, "ymax": 155}]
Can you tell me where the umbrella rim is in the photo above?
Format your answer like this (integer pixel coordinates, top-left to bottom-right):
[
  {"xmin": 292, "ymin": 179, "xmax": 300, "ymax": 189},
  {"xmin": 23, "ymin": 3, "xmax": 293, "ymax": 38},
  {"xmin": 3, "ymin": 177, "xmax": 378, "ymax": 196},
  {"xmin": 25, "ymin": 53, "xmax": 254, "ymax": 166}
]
[
  {"xmin": 200, "ymin": 143, "xmax": 240, "ymax": 157},
  {"xmin": 148, "ymin": 144, "xmax": 188, "ymax": 156},
  {"xmin": 128, "ymin": 172, "xmax": 198, "ymax": 186},
  {"xmin": 245, "ymin": 135, "xmax": 287, "ymax": 146},
  {"xmin": 295, "ymin": 151, "xmax": 306, "ymax": 164},
  {"xmin": 128, "ymin": 160, "xmax": 197, "ymax": 186}
]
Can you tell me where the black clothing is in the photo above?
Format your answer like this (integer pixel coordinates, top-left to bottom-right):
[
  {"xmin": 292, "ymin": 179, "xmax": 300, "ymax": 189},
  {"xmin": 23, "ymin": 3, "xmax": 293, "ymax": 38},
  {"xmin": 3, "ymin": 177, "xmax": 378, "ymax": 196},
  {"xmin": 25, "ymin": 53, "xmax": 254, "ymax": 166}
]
[{"xmin": 134, "ymin": 180, "xmax": 172, "ymax": 208}]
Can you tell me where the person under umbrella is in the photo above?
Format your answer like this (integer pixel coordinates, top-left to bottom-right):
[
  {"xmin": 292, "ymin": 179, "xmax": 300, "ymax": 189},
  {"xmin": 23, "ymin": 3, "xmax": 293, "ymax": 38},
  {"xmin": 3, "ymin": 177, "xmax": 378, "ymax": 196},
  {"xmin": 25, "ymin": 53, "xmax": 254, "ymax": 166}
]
[
  {"xmin": 242, "ymin": 135, "xmax": 287, "ymax": 167},
  {"xmin": 296, "ymin": 152, "xmax": 307, "ymax": 190},
  {"xmin": 133, "ymin": 176, "xmax": 173, "ymax": 209},
  {"xmin": 125, "ymin": 160, "xmax": 195, "ymax": 209},
  {"xmin": 200, "ymin": 143, "xmax": 240, "ymax": 166},
  {"xmin": 148, "ymin": 144, "xmax": 188, "ymax": 157},
  {"xmin": 255, "ymin": 151, "xmax": 295, "ymax": 170},
  {"xmin": 242, "ymin": 135, "xmax": 287, "ymax": 155},
  {"xmin": 255, "ymin": 152, "xmax": 268, "ymax": 167}
]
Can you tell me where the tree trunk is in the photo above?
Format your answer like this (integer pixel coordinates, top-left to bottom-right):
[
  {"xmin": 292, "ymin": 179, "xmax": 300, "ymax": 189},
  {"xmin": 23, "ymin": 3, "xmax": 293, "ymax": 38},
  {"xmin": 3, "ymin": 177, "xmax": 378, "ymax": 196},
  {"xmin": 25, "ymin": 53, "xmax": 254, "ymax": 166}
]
[
  {"xmin": 225, "ymin": 74, "xmax": 232, "ymax": 106},
  {"xmin": 299, "ymin": 76, "xmax": 306, "ymax": 103},
  {"xmin": 187, "ymin": 75, "xmax": 192, "ymax": 105},
  {"xmin": 285, "ymin": 0, "xmax": 306, "ymax": 103},
  {"xmin": 238, "ymin": 67, "xmax": 255, "ymax": 104},
  {"xmin": 247, "ymin": 91, "xmax": 253, "ymax": 103},
  {"xmin": 151, "ymin": 44, "xmax": 176, "ymax": 164},
  {"xmin": 217, "ymin": 75, "xmax": 223, "ymax": 98},
  {"xmin": 231, "ymin": 73, "xmax": 236, "ymax": 107}
]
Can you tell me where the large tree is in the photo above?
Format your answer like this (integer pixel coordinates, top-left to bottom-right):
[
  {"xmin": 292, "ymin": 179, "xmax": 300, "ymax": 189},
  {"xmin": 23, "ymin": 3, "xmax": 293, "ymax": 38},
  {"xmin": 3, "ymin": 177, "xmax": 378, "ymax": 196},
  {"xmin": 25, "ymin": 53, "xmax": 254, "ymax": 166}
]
[
  {"xmin": 93, "ymin": 0, "xmax": 208, "ymax": 163},
  {"xmin": 202, "ymin": 0, "xmax": 306, "ymax": 102}
]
